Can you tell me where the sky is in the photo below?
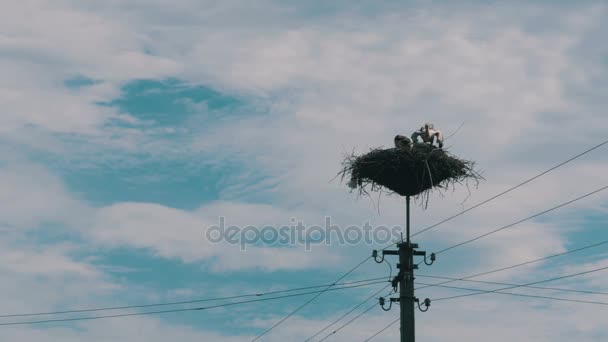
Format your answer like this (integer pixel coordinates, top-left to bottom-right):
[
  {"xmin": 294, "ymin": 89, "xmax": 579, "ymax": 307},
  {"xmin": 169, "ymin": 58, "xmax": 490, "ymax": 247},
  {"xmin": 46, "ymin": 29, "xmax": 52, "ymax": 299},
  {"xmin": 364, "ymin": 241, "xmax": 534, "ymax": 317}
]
[{"xmin": 1, "ymin": 1, "xmax": 608, "ymax": 341}]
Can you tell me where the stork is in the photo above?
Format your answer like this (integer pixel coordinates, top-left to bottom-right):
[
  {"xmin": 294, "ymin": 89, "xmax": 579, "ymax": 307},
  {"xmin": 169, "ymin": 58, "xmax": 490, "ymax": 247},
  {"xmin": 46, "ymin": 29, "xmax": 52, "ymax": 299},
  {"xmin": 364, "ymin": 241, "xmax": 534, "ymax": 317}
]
[
  {"xmin": 394, "ymin": 135, "xmax": 412, "ymax": 150},
  {"xmin": 411, "ymin": 123, "xmax": 443, "ymax": 148}
]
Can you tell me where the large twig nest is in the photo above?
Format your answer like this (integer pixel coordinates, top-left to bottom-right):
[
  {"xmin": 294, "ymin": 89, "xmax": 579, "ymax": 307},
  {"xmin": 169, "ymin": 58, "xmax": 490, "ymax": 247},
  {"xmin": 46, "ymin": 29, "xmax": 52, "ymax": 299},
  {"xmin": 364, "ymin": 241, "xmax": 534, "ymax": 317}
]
[{"xmin": 339, "ymin": 143, "xmax": 483, "ymax": 202}]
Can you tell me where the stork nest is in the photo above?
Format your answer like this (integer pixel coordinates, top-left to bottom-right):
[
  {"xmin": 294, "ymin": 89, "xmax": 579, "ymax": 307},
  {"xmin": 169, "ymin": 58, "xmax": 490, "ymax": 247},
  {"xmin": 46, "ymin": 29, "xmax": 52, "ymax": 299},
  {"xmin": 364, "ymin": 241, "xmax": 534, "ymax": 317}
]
[{"xmin": 339, "ymin": 143, "xmax": 483, "ymax": 204}]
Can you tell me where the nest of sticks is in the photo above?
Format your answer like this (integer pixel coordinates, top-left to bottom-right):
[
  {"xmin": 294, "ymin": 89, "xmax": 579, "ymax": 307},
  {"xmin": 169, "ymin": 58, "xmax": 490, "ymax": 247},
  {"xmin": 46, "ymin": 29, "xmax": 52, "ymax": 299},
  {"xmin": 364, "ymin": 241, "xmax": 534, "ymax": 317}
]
[{"xmin": 339, "ymin": 143, "xmax": 483, "ymax": 204}]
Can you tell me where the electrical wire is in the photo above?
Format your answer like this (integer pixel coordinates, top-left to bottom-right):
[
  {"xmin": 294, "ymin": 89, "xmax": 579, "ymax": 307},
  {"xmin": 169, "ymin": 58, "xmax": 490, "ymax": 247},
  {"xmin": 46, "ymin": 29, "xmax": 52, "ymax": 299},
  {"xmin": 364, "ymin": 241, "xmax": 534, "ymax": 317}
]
[
  {"xmin": 318, "ymin": 302, "xmax": 377, "ymax": 342},
  {"xmin": 0, "ymin": 276, "xmax": 389, "ymax": 319},
  {"xmin": 432, "ymin": 184, "xmax": 608, "ymax": 256},
  {"xmin": 411, "ymin": 138, "xmax": 608, "ymax": 237},
  {"xmin": 304, "ymin": 245, "xmax": 393, "ymax": 342},
  {"xmin": 364, "ymin": 262, "xmax": 608, "ymax": 341},
  {"xmin": 304, "ymin": 253, "xmax": 394, "ymax": 341},
  {"xmin": 250, "ymin": 257, "xmax": 372, "ymax": 341},
  {"xmin": 431, "ymin": 264, "xmax": 608, "ymax": 302},
  {"xmin": 364, "ymin": 317, "xmax": 399, "ymax": 342},
  {"xmin": 313, "ymin": 286, "xmax": 392, "ymax": 342},
  {"xmin": 0, "ymin": 280, "xmax": 388, "ymax": 327},
  {"xmin": 304, "ymin": 284, "xmax": 390, "ymax": 342},
  {"xmin": 417, "ymin": 274, "xmax": 608, "ymax": 296},
  {"xmin": 416, "ymin": 282, "xmax": 608, "ymax": 306},
  {"xmin": 417, "ymin": 239, "xmax": 608, "ymax": 292}
]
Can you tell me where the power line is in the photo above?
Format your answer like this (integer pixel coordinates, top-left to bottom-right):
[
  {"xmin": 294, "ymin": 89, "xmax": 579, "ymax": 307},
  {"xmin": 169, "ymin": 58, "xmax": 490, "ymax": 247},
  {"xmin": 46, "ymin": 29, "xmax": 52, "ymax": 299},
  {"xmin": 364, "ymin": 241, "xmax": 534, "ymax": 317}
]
[
  {"xmin": 0, "ymin": 280, "xmax": 388, "ymax": 327},
  {"xmin": 304, "ymin": 284, "xmax": 391, "ymax": 342},
  {"xmin": 318, "ymin": 302, "xmax": 377, "ymax": 342},
  {"xmin": 433, "ymin": 184, "xmax": 608, "ymax": 256},
  {"xmin": 364, "ymin": 275, "xmax": 608, "ymax": 342},
  {"xmin": 416, "ymin": 282, "xmax": 608, "ymax": 307},
  {"xmin": 411, "ymin": 138, "xmax": 608, "ymax": 237},
  {"xmin": 250, "ymin": 257, "xmax": 372, "ymax": 341},
  {"xmin": 316, "ymin": 287, "xmax": 393, "ymax": 342},
  {"xmin": 364, "ymin": 317, "xmax": 399, "ymax": 342},
  {"xmin": 360, "ymin": 241, "xmax": 608, "ymax": 340},
  {"xmin": 0, "ymin": 276, "xmax": 389, "ymax": 319},
  {"xmin": 417, "ymin": 274, "xmax": 608, "ymax": 296},
  {"xmin": 431, "ymin": 264, "xmax": 608, "ymax": 302},
  {"xmin": 417, "ymin": 239, "xmax": 608, "ymax": 292}
]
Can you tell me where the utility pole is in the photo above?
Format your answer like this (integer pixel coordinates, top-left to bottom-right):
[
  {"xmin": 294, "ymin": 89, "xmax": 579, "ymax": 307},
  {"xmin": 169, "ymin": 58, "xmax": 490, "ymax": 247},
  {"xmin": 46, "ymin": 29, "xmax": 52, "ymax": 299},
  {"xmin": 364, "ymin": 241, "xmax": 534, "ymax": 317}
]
[{"xmin": 375, "ymin": 196, "xmax": 434, "ymax": 342}]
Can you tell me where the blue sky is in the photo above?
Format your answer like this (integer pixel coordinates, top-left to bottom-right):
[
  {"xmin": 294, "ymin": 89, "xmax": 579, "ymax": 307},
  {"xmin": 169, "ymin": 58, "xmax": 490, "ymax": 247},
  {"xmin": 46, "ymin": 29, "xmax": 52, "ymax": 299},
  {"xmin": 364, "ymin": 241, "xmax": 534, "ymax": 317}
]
[{"xmin": 1, "ymin": 1, "xmax": 608, "ymax": 341}]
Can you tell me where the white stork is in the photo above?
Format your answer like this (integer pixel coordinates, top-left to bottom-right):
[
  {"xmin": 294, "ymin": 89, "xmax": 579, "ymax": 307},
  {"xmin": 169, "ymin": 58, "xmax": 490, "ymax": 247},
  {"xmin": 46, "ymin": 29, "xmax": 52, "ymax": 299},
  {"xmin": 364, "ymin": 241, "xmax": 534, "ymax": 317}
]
[{"xmin": 411, "ymin": 123, "xmax": 443, "ymax": 148}]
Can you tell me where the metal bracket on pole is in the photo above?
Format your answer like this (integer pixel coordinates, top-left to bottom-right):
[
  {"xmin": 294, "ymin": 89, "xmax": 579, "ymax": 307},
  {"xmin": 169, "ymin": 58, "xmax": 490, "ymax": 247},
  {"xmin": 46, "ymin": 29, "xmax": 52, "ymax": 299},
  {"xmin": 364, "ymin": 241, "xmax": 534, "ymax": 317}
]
[
  {"xmin": 372, "ymin": 249, "xmax": 385, "ymax": 263},
  {"xmin": 416, "ymin": 298, "xmax": 432, "ymax": 312}
]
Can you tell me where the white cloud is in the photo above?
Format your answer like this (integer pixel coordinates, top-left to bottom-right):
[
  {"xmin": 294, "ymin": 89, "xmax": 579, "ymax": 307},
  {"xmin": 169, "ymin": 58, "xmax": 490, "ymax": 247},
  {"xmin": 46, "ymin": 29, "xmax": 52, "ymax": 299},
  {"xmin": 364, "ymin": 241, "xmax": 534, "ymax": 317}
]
[
  {"xmin": 0, "ymin": 160, "xmax": 90, "ymax": 229},
  {"xmin": 0, "ymin": 242, "xmax": 99, "ymax": 277}
]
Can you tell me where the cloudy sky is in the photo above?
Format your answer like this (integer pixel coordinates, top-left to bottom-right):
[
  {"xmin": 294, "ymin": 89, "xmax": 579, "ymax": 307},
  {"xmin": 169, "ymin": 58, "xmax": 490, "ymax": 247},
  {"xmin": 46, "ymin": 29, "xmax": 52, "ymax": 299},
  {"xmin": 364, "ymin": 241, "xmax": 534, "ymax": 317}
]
[{"xmin": 1, "ymin": 1, "xmax": 608, "ymax": 341}]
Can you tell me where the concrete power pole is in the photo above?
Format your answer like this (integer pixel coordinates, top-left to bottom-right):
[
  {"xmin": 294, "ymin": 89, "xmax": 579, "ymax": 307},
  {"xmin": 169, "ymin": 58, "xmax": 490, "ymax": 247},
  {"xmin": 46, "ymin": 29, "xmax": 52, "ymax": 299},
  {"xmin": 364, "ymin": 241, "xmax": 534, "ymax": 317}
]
[{"xmin": 375, "ymin": 196, "xmax": 434, "ymax": 342}]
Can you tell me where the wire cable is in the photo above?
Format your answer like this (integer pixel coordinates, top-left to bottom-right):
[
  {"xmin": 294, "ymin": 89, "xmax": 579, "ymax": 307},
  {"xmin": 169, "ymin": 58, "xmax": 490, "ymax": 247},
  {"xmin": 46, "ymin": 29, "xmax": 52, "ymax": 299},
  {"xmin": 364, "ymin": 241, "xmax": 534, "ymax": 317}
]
[
  {"xmin": 417, "ymin": 238, "xmax": 608, "ymax": 295},
  {"xmin": 0, "ymin": 280, "xmax": 388, "ymax": 327},
  {"xmin": 250, "ymin": 257, "xmax": 372, "ymax": 341},
  {"xmin": 304, "ymin": 284, "xmax": 390, "ymax": 342},
  {"xmin": 417, "ymin": 239, "xmax": 608, "ymax": 293},
  {"xmin": 417, "ymin": 274, "xmax": 608, "ymax": 296},
  {"xmin": 411, "ymin": 138, "xmax": 608, "ymax": 237},
  {"xmin": 416, "ymin": 282, "xmax": 608, "ymax": 306},
  {"xmin": 364, "ymin": 317, "xmax": 399, "ymax": 342},
  {"xmin": 431, "ymin": 264, "xmax": 608, "ymax": 302},
  {"xmin": 315, "ymin": 286, "xmax": 393, "ymax": 342},
  {"xmin": 0, "ymin": 276, "xmax": 389, "ymax": 319},
  {"xmin": 364, "ymin": 264, "xmax": 608, "ymax": 342},
  {"xmin": 318, "ymin": 302, "xmax": 377, "ymax": 342},
  {"xmin": 433, "ymin": 184, "xmax": 608, "ymax": 256}
]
